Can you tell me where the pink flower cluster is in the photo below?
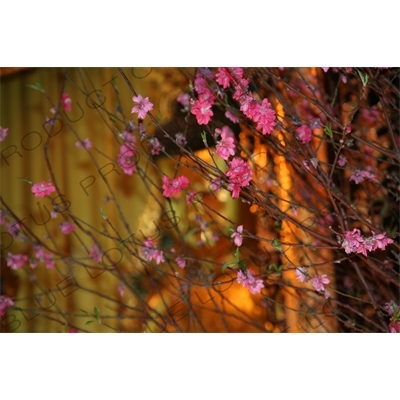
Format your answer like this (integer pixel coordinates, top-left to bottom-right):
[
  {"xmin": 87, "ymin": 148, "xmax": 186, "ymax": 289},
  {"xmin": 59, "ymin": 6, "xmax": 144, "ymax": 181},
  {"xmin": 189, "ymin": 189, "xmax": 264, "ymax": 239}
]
[
  {"xmin": 31, "ymin": 181, "xmax": 56, "ymax": 197},
  {"xmin": 75, "ymin": 138, "xmax": 92, "ymax": 150},
  {"xmin": 0, "ymin": 126, "xmax": 8, "ymax": 142},
  {"xmin": 118, "ymin": 143, "xmax": 137, "ymax": 175},
  {"xmin": 215, "ymin": 68, "xmax": 276, "ymax": 135},
  {"xmin": 0, "ymin": 295, "xmax": 14, "ymax": 317},
  {"xmin": 215, "ymin": 126, "xmax": 236, "ymax": 160},
  {"xmin": 189, "ymin": 70, "xmax": 218, "ymax": 125},
  {"xmin": 31, "ymin": 245, "xmax": 55, "ymax": 269},
  {"xmin": 231, "ymin": 225, "xmax": 243, "ymax": 247},
  {"xmin": 131, "ymin": 94, "xmax": 153, "ymax": 120},
  {"xmin": 296, "ymin": 267, "xmax": 331, "ymax": 298},
  {"xmin": 341, "ymin": 229, "xmax": 393, "ymax": 256},
  {"xmin": 141, "ymin": 238, "xmax": 165, "ymax": 265},
  {"xmin": 176, "ymin": 257, "xmax": 186, "ymax": 269},
  {"xmin": 311, "ymin": 275, "xmax": 331, "ymax": 298},
  {"xmin": 236, "ymin": 269, "xmax": 264, "ymax": 294},
  {"xmin": 349, "ymin": 167, "xmax": 377, "ymax": 184},
  {"xmin": 162, "ymin": 175, "xmax": 189, "ymax": 198},
  {"xmin": 226, "ymin": 157, "xmax": 252, "ymax": 199},
  {"xmin": 6, "ymin": 253, "xmax": 28, "ymax": 270},
  {"xmin": 149, "ymin": 137, "xmax": 164, "ymax": 155},
  {"xmin": 60, "ymin": 221, "xmax": 76, "ymax": 235}
]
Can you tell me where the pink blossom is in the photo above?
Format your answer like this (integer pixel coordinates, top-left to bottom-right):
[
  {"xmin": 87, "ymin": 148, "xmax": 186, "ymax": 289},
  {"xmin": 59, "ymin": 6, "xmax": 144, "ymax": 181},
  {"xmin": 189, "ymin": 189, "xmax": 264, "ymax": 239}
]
[
  {"xmin": 295, "ymin": 267, "xmax": 310, "ymax": 283},
  {"xmin": 118, "ymin": 143, "xmax": 137, "ymax": 175},
  {"xmin": 311, "ymin": 274, "xmax": 330, "ymax": 292},
  {"xmin": 225, "ymin": 110, "xmax": 240, "ymax": 123},
  {"xmin": 0, "ymin": 295, "xmax": 14, "ymax": 317},
  {"xmin": 350, "ymin": 167, "xmax": 378, "ymax": 184},
  {"xmin": 176, "ymin": 257, "xmax": 186, "ymax": 269},
  {"xmin": 75, "ymin": 138, "xmax": 92, "ymax": 150},
  {"xmin": 0, "ymin": 126, "xmax": 8, "ymax": 142},
  {"xmin": 338, "ymin": 154, "xmax": 347, "ymax": 167},
  {"xmin": 190, "ymin": 98, "xmax": 213, "ymax": 125},
  {"xmin": 296, "ymin": 125, "xmax": 313, "ymax": 144},
  {"xmin": 226, "ymin": 157, "xmax": 252, "ymax": 199},
  {"xmin": 149, "ymin": 137, "xmax": 164, "ymax": 155},
  {"xmin": 215, "ymin": 67, "xmax": 244, "ymax": 88},
  {"xmin": 341, "ymin": 228, "xmax": 364, "ymax": 254},
  {"xmin": 31, "ymin": 181, "xmax": 56, "ymax": 197},
  {"xmin": 216, "ymin": 128, "xmax": 236, "ymax": 160},
  {"xmin": 60, "ymin": 222, "xmax": 76, "ymax": 234},
  {"xmin": 252, "ymin": 99, "xmax": 276, "ymax": 135},
  {"xmin": 131, "ymin": 94, "xmax": 153, "ymax": 119},
  {"xmin": 6, "ymin": 253, "xmax": 28, "ymax": 270},
  {"xmin": 142, "ymin": 238, "xmax": 165, "ymax": 264},
  {"xmin": 349, "ymin": 170, "xmax": 365, "ymax": 184},
  {"xmin": 186, "ymin": 190, "xmax": 196, "ymax": 204},
  {"xmin": 231, "ymin": 225, "xmax": 243, "ymax": 247},
  {"xmin": 309, "ymin": 118, "xmax": 322, "ymax": 129},
  {"xmin": 322, "ymin": 68, "xmax": 329, "ymax": 73},
  {"xmin": 370, "ymin": 231, "xmax": 393, "ymax": 251},
  {"xmin": 236, "ymin": 269, "xmax": 264, "ymax": 294},
  {"xmin": 162, "ymin": 175, "xmax": 190, "ymax": 198},
  {"xmin": 61, "ymin": 92, "xmax": 72, "ymax": 112},
  {"xmin": 341, "ymin": 229, "xmax": 393, "ymax": 255},
  {"xmin": 89, "ymin": 245, "xmax": 103, "ymax": 263}
]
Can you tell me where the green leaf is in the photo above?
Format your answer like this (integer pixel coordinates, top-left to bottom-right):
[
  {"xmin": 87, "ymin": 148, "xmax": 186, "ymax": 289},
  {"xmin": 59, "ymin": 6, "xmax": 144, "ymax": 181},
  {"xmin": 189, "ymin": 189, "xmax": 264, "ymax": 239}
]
[
  {"xmin": 85, "ymin": 320, "xmax": 94, "ymax": 325},
  {"xmin": 323, "ymin": 124, "xmax": 333, "ymax": 138},
  {"xmin": 201, "ymin": 131, "xmax": 208, "ymax": 145},
  {"xmin": 272, "ymin": 238, "xmax": 283, "ymax": 253},
  {"xmin": 222, "ymin": 262, "xmax": 236, "ymax": 274},
  {"xmin": 357, "ymin": 69, "xmax": 369, "ymax": 86},
  {"xmin": 268, "ymin": 263, "xmax": 283, "ymax": 272},
  {"xmin": 234, "ymin": 247, "xmax": 240, "ymax": 263},
  {"xmin": 17, "ymin": 177, "xmax": 33, "ymax": 185},
  {"xmin": 100, "ymin": 208, "xmax": 108, "ymax": 221},
  {"xmin": 274, "ymin": 220, "xmax": 282, "ymax": 231},
  {"xmin": 94, "ymin": 306, "xmax": 101, "ymax": 323},
  {"xmin": 80, "ymin": 309, "xmax": 89, "ymax": 315},
  {"xmin": 238, "ymin": 260, "xmax": 247, "ymax": 270},
  {"xmin": 26, "ymin": 81, "xmax": 44, "ymax": 93}
]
